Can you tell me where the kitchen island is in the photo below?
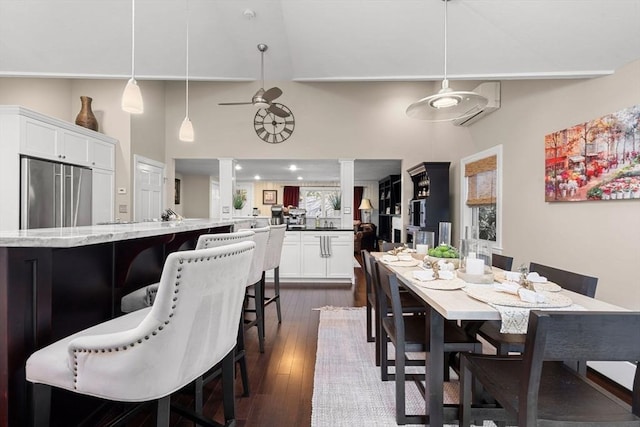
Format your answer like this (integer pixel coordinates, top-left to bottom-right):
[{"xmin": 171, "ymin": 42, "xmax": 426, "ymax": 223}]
[{"xmin": 0, "ymin": 219, "xmax": 235, "ymax": 426}]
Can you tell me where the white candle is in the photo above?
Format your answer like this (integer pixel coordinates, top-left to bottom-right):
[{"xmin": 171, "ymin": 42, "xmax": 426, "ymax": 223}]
[{"xmin": 466, "ymin": 258, "xmax": 485, "ymax": 275}]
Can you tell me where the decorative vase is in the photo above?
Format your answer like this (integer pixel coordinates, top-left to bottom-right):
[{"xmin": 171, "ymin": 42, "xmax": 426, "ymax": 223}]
[{"xmin": 75, "ymin": 96, "xmax": 98, "ymax": 131}]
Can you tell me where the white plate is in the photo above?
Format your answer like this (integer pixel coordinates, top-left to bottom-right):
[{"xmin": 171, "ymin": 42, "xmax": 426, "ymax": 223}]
[
  {"xmin": 383, "ymin": 259, "xmax": 421, "ymax": 267},
  {"xmin": 464, "ymin": 286, "xmax": 572, "ymax": 308}
]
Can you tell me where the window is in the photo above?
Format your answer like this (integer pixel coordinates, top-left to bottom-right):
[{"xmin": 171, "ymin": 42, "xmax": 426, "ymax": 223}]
[
  {"xmin": 299, "ymin": 187, "xmax": 340, "ymax": 218},
  {"xmin": 460, "ymin": 145, "xmax": 502, "ymax": 251}
]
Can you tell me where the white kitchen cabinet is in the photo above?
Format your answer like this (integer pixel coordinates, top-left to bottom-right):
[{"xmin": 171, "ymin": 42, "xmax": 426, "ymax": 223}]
[
  {"xmin": 278, "ymin": 231, "xmax": 301, "ymax": 278},
  {"xmin": 58, "ymin": 129, "xmax": 91, "ymax": 166},
  {"xmin": 91, "ymin": 139, "xmax": 115, "ymax": 170},
  {"xmin": 92, "ymin": 168, "xmax": 115, "ymax": 224},
  {"xmin": 301, "ymin": 231, "xmax": 353, "ymax": 280}
]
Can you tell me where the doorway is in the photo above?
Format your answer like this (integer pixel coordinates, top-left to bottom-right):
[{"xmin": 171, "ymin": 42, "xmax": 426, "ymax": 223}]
[{"xmin": 133, "ymin": 155, "xmax": 165, "ymax": 221}]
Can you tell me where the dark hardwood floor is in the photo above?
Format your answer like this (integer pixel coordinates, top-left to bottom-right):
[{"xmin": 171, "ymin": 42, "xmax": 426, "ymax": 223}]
[
  {"xmin": 93, "ymin": 259, "xmax": 367, "ymax": 427},
  {"xmin": 90, "ymin": 254, "xmax": 631, "ymax": 426}
]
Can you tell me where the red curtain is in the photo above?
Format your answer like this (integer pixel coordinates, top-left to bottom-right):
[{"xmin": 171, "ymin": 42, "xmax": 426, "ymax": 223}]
[
  {"xmin": 353, "ymin": 186, "xmax": 364, "ymax": 221},
  {"xmin": 283, "ymin": 186, "xmax": 300, "ymax": 207}
]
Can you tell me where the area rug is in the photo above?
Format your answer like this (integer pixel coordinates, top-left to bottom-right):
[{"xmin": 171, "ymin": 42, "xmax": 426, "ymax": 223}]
[{"xmin": 311, "ymin": 307, "xmax": 499, "ymax": 427}]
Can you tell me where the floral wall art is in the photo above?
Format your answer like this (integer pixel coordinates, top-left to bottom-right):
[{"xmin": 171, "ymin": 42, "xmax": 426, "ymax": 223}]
[{"xmin": 544, "ymin": 104, "xmax": 640, "ymax": 202}]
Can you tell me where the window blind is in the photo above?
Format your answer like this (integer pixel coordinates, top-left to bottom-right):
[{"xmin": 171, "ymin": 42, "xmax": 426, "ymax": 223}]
[{"xmin": 465, "ymin": 155, "xmax": 497, "ymax": 206}]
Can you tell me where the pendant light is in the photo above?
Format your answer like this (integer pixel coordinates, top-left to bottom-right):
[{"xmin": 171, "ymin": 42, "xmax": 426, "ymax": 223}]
[
  {"xmin": 178, "ymin": 2, "xmax": 194, "ymax": 142},
  {"xmin": 121, "ymin": 0, "xmax": 144, "ymax": 114},
  {"xmin": 406, "ymin": 0, "xmax": 487, "ymax": 121}
]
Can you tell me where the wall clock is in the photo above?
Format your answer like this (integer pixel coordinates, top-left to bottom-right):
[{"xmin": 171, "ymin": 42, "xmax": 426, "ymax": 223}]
[{"xmin": 253, "ymin": 103, "xmax": 295, "ymax": 144}]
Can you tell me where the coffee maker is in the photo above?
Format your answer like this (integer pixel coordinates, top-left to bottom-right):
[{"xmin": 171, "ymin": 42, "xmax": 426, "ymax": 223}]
[
  {"xmin": 270, "ymin": 205, "xmax": 284, "ymax": 225},
  {"xmin": 288, "ymin": 208, "xmax": 307, "ymax": 229}
]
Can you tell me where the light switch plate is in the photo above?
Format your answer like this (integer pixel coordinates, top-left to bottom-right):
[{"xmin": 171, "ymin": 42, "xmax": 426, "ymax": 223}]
[
  {"xmin": 344, "ymin": 207, "xmax": 351, "ymax": 214},
  {"xmin": 222, "ymin": 206, "xmax": 230, "ymax": 214},
  {"xmin": 118, "ymin": 204, "xmax": 127, "ymax": 213}
]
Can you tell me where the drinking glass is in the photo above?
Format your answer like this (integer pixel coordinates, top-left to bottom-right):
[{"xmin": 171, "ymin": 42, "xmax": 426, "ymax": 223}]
[
  {"xmin": 438, "ymin": 222, "xmax": 452, "ymax": 246},
  {"xmin": 414, "ymin": 231, "xmax": 434, "ymax": 253}
]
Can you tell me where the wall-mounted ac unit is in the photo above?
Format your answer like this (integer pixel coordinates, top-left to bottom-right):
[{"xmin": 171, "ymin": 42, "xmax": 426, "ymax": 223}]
[{"xmin": 452, "ymin": 82, "xmax": 501, "ymax": 127}]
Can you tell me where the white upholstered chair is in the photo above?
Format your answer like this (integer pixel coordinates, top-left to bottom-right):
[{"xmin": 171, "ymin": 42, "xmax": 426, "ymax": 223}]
[
  {"xmin": 240, "ymin": 226, "xmax": 270, "ymax": 353},
  {"xmin": 262, "ymin": 224, "xmax": 287, "ymax": 328},
  {"xmin": 26, "ymin": 241, "xmax": 255, "ymax": 427}
]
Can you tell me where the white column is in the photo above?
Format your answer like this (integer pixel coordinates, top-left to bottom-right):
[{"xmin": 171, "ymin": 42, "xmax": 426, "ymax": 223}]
[
  {"xmin": 339, "ymin": 159, "xmax": 355, "ymax": 229},
  {"xmin": 218, "ymin": 158, "xmax": 235, "ymax": 220}
]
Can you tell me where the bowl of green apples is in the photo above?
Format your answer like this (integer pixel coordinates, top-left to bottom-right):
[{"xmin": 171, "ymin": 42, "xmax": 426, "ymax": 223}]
[{"xmin": 426, "ymin": 244, "xmax": 461, "ymax": 268}]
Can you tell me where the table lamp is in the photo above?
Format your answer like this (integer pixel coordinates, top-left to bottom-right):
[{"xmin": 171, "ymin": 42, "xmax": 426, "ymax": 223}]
[{"xmin": 358, "ymin": 198, "xmax": 373, "ymax": 223}]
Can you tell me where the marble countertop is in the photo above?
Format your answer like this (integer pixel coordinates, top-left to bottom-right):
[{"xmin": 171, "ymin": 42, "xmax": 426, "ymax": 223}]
[{"xmin": 0, "ymin": 219, "xmax": 236, "ymax": 248}]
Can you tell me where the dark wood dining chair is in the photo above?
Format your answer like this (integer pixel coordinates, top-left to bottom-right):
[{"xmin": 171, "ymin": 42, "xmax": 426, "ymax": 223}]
[
  {"xmin": 374, "ymin": 262, "xmax": 482, "ymax": 425},
  {"xmin": 477, "ymin": 262, "xmax": 598, "ymax": 356},
  {"xmin": 491, "ymin": 253, "xmax": 514, "ymax": 271},
  {"xmin": 380, "ymin": 241, "xmax": 404, "ymax": 252},
  {"xmin": 362, "ymin": 250, "xmax": 425, "ymax": 367},
  {"xmin": 460, "ymin": 310, "xmax": 640, "ymax": 427}
]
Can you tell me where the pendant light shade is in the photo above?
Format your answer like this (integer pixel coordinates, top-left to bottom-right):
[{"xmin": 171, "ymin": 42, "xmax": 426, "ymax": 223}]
[
  {"xmin": 122, "ymin": 78, "xmax": 144, "ymax": 114},
  {"xmin": 179, "ymin": 2, "xmax": 194, "ymax": 142},
  {"xmin": 122, "ymin": 0, "xmax": 144, "ymax": 114},
  {"xmin": 406, "ymin": 0, "xmax": 487, "ymax": 122},
  {"xmin": 179, "ymin": 117, "xmax": 194, "ymax": 142}
]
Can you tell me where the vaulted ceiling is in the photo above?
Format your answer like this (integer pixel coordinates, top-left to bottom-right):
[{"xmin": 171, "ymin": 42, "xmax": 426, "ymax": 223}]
[{"xmin": 1, "ymin": 0, "xmax": 638, "ymax": 82}]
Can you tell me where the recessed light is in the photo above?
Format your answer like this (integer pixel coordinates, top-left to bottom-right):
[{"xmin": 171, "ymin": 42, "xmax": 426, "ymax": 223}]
[
  {"xmin": 254, "ymin": 175, "xmax": 261, "ymax": 180},
  {"xmin": 289, "ymin": 164, "xmax": 297, "ymax": 171},
  {"xmin": 235, "ymin": 164, "xmax": 242, "ymax": 170},
  {"xmin": 297, "ymin": 176, "xmax": 303, "ymax": 180}
]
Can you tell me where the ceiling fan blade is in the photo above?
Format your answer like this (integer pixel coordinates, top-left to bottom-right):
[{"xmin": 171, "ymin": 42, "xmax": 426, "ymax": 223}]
[
  {"xmin": 218, "ymin": 102, "xmax": 253, "ymax": 106},
  {"xmin": 268, "ymin": 104, "xmax": 290, "ymax": 118},
  {"xmin": 262, "ymin": 87, "xmax": 283, "ymax": 103}
]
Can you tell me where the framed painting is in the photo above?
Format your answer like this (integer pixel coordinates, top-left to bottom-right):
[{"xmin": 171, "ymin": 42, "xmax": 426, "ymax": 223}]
[
  {"xmin": 545, "ymin": 104, "xmax": 640, "ymax": 202},
  {"xmin": 263, "ymin": 189, "xmax": 277, "ymax": 205}
]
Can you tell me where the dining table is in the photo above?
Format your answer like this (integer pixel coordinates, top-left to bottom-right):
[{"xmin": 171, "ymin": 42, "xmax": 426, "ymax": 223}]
[{"xmin": 373, "ymin": 252, "xmax": 627, "ymax": 426}]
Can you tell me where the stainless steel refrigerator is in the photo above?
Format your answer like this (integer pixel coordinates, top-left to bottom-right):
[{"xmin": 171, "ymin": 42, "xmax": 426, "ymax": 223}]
[{"xmin": 20, "ymin": 156, "xmax": 92, "ymax": 229}]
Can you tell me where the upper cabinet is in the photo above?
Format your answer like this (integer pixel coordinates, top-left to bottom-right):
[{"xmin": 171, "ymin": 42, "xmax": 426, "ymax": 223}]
[{"xmin": 17, "ymin": 110, "xmax": 115, "ymax": 169}]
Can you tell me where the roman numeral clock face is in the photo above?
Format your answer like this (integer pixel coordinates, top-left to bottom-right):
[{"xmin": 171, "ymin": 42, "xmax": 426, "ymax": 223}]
[{"xmin": 253, "ymin": 103, "xmax": 295, "ymax": 144}]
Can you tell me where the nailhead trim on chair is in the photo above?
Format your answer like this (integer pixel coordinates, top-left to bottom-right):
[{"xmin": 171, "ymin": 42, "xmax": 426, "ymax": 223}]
[{"xmin": 71, "ymin": 246, "xmax": 254, "ymax": 389}]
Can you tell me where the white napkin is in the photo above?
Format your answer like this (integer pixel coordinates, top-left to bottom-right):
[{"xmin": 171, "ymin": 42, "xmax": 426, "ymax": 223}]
[
  {"xmin": 518, "ymin": 288, "xmax": 546, "ymax": 303},
  {"xmin": 382, "ymin": 254, "xmax": 398, "ymax": 263},
  {"xmin": 398, "ymin": 254, "xmax": 413, "ymax": 261},
  {"xmin": 494, "ymin": 282, "xmax": 546, "ymax": 303},
  {"xmin": 504, "ymin": 271, "xmax": 520, "ymax": 282},
  {"xmin": 413, "ymin": 270, "xmax": 435, "ymax": 281},
  {"xmin": 494, "ymin": 282, "xmax": 520, "ymax": 294},
  {"xmin": 527, "ymin": 272, "xmax": 547, "ymax": 283}
]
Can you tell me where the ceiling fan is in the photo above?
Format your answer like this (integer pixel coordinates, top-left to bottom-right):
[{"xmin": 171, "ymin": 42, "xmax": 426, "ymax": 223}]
[{"xmin": 219, "ymin": 43, "xmax": 290, "ymax": 118}]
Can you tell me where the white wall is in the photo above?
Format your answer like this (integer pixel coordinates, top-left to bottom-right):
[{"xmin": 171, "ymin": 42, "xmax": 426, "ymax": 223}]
[{"xmin": 468, "ymin": 59, "xmax": 640, "ymax": 310}]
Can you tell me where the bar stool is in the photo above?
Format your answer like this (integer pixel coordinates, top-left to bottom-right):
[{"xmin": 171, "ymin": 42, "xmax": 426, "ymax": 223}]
[
  {"xmin": 240, "ymin": 226, "xmax": 270, "ymax": 353},
  {"xmin": 261, "ymin": 224, "xmax": 287, "ymax": 331},
  {"xmin": 120, "ymin": 230, "xmax": 255, "ymax": 313},
  {"xmin": 119, "ymin": 230, "xmax": 255, "ymax": 397},
  {"xmin": 26, "ymin": 241, "xmax": 255, "ymax": 427}
]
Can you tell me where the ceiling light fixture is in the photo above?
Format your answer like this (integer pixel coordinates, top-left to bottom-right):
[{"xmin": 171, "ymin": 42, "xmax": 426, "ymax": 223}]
[
  {"xmin": 235, "ymin": 164, "xmax": 242, "ymax": 170},
  {"xmin": 121, "ymin": 0, "xmax": 144, "ymax": 114},
  {"xmin": 406, "ymin": 0, "xmax": 487, "ymax": 122},
  {"xmin": 297, "ymin": 176, "xmax": 303, "ymax": 181},
  {"xmin": 289, "ymin": 165, "xmax": 297, "ymax": 171},
  {"xmin": 178, "ymin": 3, "xmax": 194, "ymax": 142},
  {"xmin": 254, "ymin": 175, "xmax": 261, "ymax": 180}
]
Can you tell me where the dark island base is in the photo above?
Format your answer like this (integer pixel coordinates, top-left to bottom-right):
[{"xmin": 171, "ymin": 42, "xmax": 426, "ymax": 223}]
[{"xmin": 0, "ymin": 225, "xmax": 230, "ymax": 426}]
